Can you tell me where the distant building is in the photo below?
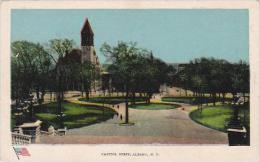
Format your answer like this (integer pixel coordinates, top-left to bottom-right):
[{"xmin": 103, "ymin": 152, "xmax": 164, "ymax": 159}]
[
  {"xmin": 81, "ymin": 18, "xmax": 101, "ymax": 91},
  {"xmin": 60, "ymin": 18, "xmax": 102, "ymax": 91},
  {"xmin": 168, "ymin": 63, "xmax": 188, "ymax": 73},
  {"xmin": 60, "ymin": 49, "xmax": 82, "ymax": 64},
  {"xmin": 177, "ymin": 63, "xmax": 187, "ymax": 72},
  {"xmin": 80, "ymin": 18, "xmax": 101, "ymax": 72},
  {"xmin": 60, "ymin": 18, "xmax": 101, "ymax": 69}
]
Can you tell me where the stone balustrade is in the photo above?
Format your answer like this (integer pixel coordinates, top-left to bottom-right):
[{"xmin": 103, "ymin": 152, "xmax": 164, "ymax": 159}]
[{"xmin": 12, "ymin": 133, "xmax": 32, "ymax": 145}]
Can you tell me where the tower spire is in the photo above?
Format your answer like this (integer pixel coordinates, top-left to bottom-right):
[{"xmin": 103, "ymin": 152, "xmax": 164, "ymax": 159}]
[{"xmin": 81, "ymin": 18, "xmax": 94, "ymax": 46}]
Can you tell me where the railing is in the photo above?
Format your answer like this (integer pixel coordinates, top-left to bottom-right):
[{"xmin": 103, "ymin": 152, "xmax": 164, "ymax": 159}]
[
  {"xmin": 41, "ymin": 130, "xmax": 52, "ymax": 135},
  {"xmin": 12, "ymin": 133, "xmax": 32, "ymax": 145}
]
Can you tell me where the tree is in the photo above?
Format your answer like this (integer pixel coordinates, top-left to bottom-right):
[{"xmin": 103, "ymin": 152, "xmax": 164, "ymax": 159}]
[
  {"xmin": 172, "ymin": 57, "xmax": 249, "ymax": 107},
  {"xmin": 11, "ymin": 41, "xmax": 53, "ymax": 120},
  {"xmin": 140, "ymin": 53, "xmax": 170, "ymax": 103},
  {"xmin": 12, "ymin": 41, "xmax": 37, "ymax": 101},
  {"xmin": 34, "ymin": 43, "xmax": 53, "ymax": 103},
  {"xmin": 81, "ymin": 61, "xmax": 96, "ymax": 100},
  {"xmin": 101, "ymin": 41, "xmax": 170, "ymax": 123},
  {"xmin": 101, "ymin": 42, "xmax": 142, "ymax": 123},
  {"xmin": 11, "ymin": 41, "xmax": 53, "ymax": 102},
  {"xmin": 231, "ymin": 60, "xmax": 249, "ymax": 99},
  {"xmin": 49, "ymin": 39, "xmax": 74, "ymax": 116}
]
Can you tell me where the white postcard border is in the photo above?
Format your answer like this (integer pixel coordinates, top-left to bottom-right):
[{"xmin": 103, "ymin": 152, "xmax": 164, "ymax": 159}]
[{"xmin": 0, "ymin": 1, "xmax": 259, "ymax": 162}]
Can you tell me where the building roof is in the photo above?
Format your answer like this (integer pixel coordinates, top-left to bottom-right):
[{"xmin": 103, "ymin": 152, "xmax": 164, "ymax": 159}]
[
  {"xmin": 19, "ymin": 120, "xmax": 42, "ymax": 128},
  {"xmin": 81, "ymin": 18, "xmax": 94, "ymax": 35},
  {"xmin": 57, "ymin": 49, "xmax": 82, "ymax": 65},
  {"xmin": 64, "ymin": 49, "xmax": 82, "ymax": 63},
  {"xmin": 101, "ymin": 71, "xmax": 110, "ymax": 75}
]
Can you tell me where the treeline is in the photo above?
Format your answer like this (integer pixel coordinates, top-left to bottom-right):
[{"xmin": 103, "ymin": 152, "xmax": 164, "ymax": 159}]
[
  {"xmin": 11, "ymin": 39, "xmax": 97, "ymax": 114},
  {"xmin": 11, "ymin": 39, "xmax": 249, "ymax": 121},
  {"xmin": 101, "ymin": 42, "xmax": 173, "ymax": 101},
  {"xmin": 100, "ymin": 42, "xmax": 249, "ymax": 123},
  {"xmin": 172, "ymin": 57, "xmax": 249, "ymax": 105}
]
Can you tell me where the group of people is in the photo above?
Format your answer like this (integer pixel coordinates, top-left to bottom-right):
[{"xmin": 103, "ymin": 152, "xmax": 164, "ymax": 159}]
[{"xmin": 112, "ymin": 105, "xmax": 123, "ymax": 120}]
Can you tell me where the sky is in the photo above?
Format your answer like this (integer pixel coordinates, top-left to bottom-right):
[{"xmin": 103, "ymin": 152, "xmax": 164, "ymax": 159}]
[{"xmin": 11, "ymin": 9, "xmax": 249, "ymax": 64}]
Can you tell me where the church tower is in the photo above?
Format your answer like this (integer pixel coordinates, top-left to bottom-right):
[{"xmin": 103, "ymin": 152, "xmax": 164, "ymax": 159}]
[
  {"xmin": 80, "ymin": 18, "xmax": 101, "ymax": 91},
  {"xmin": 81, "ymin": 18, "xmax": 95, "ymax": 63}
]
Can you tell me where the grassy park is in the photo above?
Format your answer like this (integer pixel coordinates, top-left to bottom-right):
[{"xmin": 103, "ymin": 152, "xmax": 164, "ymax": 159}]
[
  {"xmin": 189, "ymin": 104, "xmax": 249, "ymax": 132},
  {"xmin": 162, "ymin": 96, "xmax": 232, "ymax": 105},
  {"xmin": 79, "ymin": 96, "xmax": 147, "ymax": 105},
  {"xmin": 130, "ymin": 103, "xmax": 180, "ymax": 110},
  {"xmin": 8, "ymin": 9, "xmax": 252, "ymax": 146},
  {"xmin": 34, "ymin": 102, "xmax": 116, "ymax": 129}
]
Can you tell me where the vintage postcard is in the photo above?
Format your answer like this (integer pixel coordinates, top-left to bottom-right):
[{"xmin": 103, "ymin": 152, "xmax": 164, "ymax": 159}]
[{"xmin": 0, "ymin": 0, "xmax": 259, "ymax": 162}]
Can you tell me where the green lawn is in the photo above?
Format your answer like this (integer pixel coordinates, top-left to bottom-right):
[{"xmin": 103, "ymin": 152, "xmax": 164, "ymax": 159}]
[
  {"xmin": 189, "ymin": 104, "xmax": 249, "ymax": 132},
  {"xmin": 162, "ymin": 96, "xmax": 195, "ymax": 104},
  {"xmin": 162, "ymin": 96, "xmax": 232, "ymax": 105},
  {"xmin": 79, "ymin": 96, "xmax": 147, "ymax": 105},
  {"xmin": 130, "ymin": 103, "xmax": 180, "ymax": 110},
  {"xmin": 34, "ymin": 102, "xmax": 116, "ymax": 129},
  {"xmin": 36, "ymin": 113, "xmax": 57, "ymax": 120}
]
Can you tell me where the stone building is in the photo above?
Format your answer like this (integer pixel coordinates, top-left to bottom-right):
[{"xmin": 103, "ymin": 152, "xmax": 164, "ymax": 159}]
[
  {"xmin": 81, "ymin": 18, "xmax": 101, "ymax": 72},
  {"xmin": 80, "ymin": 18, "xmax": 101, "ymax": 91},
  {"xmin": 58, "ymin": 18, "xmax": 102, "ymax": 91}
]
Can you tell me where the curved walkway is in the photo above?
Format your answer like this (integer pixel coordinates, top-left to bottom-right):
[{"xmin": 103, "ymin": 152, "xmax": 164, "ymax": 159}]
[{"xmin": 39, "ymin": 95, "xmax": 228, "ymax": 144}]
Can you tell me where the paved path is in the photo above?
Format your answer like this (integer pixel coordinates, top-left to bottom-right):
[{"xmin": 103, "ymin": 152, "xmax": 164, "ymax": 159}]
[{"xmin": 39, "ymin": 97, "xmax": 228, "ymax": 144}]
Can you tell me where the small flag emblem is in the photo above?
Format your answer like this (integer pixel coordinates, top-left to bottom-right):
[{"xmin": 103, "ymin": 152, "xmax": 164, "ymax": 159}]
[{"xmin": 14, "ymin": 147, "xmax": 31, "ymax": 157}]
